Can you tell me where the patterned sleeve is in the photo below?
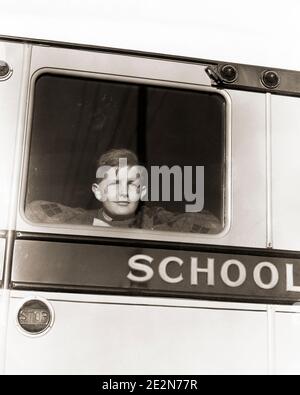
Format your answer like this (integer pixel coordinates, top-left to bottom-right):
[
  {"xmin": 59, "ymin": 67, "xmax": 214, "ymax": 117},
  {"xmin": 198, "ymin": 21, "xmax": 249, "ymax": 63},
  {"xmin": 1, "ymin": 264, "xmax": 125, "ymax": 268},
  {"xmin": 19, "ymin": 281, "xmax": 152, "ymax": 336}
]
[
  {"xmin": 25, "ymin": 200, "xmax": 91, "ymax": 225},
  {"xmin": 139, "ymin": 205, "xmax": 222, "ymax": 234}
]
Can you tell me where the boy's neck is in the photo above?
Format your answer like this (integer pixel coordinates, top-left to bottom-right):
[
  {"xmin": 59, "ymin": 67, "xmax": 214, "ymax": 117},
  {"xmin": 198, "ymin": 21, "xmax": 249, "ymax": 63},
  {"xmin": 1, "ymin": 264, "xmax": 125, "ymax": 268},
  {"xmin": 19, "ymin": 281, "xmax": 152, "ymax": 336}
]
[
  {"xmin": 100, "ymin": 208, "xmax": 136, "ymax": 224},
  {"xmin": 102, "ymin": 209, "xmax": 113, "ymax": 222}
]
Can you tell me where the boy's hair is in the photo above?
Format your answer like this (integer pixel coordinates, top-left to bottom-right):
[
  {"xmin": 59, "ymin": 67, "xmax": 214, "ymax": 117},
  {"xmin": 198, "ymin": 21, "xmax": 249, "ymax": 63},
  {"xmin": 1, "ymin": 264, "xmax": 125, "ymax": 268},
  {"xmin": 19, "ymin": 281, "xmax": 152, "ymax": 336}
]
[
  {"xmin": 95, "ymin": 148, "xmax": 140, "ymax": 183},
  {"xmin": 97, "ymin": 148, "xmax": 139, "ymax": 168}
]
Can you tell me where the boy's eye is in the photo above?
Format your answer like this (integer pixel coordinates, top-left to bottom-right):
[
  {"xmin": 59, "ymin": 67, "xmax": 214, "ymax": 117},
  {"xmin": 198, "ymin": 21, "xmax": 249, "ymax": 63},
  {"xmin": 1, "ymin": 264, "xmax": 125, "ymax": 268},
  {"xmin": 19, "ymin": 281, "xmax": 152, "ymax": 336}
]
[
  {"xmin": 128, "ymin": 183, "xmax": 140, "ymax": 192},
  {"xmin": 105, "ymin": 180, "xmax": 140, "ymax": 192},
  {"xmin": 107, "ymin": 181, "xmax": 119, "ymax": 187}
]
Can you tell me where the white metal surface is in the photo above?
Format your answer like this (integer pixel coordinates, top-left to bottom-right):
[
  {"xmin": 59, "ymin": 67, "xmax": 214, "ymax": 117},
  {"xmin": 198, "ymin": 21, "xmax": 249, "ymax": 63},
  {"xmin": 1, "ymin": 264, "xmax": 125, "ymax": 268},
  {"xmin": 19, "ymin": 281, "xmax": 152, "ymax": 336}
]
[
  {"xmin": 28, "ymin": 46, "xmax": 212, "ymax": 86},
  {"xmin": 0, "ymin": 238, "xmax": 5, "ymax": 283},
  {"xmin": 0, "ymin": 42, "xmax": 28, "ymax": 230},
  {"xmin": 271, "ymin": 95, "xmax": 300, "ymax": 250},
  {"xmin": 5, "ymin": 291, "xmax": 269, "ymax": 374},
  {"xmin": 6, "ymin": 291, "xmax": 300, "ymax": 374},
  {"xmin": 274, "ymin": 312, "xmax": 300, "ymax": 374},
  {"xmin": 0, "ymin": 0, "xmax": 299, "ymax": 70},
  {"xmin": 7, "ymin": 290, "xmax": 270, "ymax": 311},
  {"xmin": 0, "ymin": 291, "xmax": 2, "ymax": 349},
  {"xmin": 0, "ymin": 289, "xmax": 9, "ymax": 375},
  {"xmin": 14, "ymin": 45, "xmax": 267, "ymax": 248},
  {"xmin": 224, "ymin": 90, "xmax": 267, "ymax": 247}
]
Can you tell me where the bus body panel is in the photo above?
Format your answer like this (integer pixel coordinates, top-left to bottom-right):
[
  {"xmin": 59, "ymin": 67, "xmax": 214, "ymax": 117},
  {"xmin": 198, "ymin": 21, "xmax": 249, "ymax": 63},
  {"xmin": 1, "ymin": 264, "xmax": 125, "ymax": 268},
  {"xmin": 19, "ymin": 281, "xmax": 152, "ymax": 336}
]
[
  {"xmin": 0, "ymin": 43, "xmax": 27, "ymax": 230},
  {"xmin": 0, "ymin": 237, "xmax": 6, "ymax": 346},
  {"xmin": 0, "ymin": 238, "xmax": 5, "ymax": 284},
  {"xmin": 5, "ymin": 291, "xmax": 269, "ymax": 375},
  {"xmin": 28, "ymin": 46, "xmax": 212, "ymax": 87},
  {"xmin": 0, "ymin": 237, "xmax": 7, "ymax": 375},
  {"xmin": 224, "ymin": 89, "xmax": 267, "ymax": 248},
  {"xmin": 274, "ymin": 311, "xmax": 300, "ymax": 374},
  {"xmin": 272, "ymin": 95, "xmax": 300, "ymax": 251}
]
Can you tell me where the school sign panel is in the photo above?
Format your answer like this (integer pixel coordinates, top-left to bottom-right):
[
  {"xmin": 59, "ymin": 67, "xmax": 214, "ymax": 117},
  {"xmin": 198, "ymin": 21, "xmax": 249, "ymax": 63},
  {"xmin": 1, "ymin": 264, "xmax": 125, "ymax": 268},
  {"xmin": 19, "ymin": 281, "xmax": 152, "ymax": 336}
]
[{"xmin": 11, "ymin": 239, "xmax": 300, "ymax": 304}]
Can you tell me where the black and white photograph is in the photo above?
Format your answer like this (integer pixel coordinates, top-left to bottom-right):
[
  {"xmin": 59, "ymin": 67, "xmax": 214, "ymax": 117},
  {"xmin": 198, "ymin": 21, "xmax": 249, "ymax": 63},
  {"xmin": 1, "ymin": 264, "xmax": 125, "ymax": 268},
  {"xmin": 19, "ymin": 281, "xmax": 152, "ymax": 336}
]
[{"xmin": 0, "ymin": 0, "xmax": 299, "ymax": 377}]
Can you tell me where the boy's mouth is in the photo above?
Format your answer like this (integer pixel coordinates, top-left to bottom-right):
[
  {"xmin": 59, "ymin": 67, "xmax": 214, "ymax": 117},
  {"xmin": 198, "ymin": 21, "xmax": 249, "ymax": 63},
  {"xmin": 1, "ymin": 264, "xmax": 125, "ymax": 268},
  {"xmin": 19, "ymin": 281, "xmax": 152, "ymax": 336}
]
[{"xmin": 115, "ymin": 201, "xmax": 130, "ymax": 206}]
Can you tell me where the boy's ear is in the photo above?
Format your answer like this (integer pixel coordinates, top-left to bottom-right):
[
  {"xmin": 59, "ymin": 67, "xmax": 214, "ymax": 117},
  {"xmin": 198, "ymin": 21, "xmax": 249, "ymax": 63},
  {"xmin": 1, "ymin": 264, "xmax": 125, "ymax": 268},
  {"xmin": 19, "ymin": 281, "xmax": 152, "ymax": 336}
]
[{"xmin": 92, "ymin": 183, "xmax": 102, "ymax": 201}]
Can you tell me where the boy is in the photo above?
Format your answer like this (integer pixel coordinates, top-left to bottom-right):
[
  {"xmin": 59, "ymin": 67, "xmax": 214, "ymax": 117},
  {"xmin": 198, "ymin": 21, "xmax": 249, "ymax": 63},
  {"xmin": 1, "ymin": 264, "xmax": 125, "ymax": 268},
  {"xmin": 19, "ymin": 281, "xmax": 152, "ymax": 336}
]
[
  {"xmin": 90, "ymin": 148, "xmax": 221, "ymax": 233},
  {"xmin": 90, "ymin": 148, "xmax": 146, "ymax": 228},
  {"xmin": 26, "ymin": 148, "xmax": 221, "ymax": 233}
]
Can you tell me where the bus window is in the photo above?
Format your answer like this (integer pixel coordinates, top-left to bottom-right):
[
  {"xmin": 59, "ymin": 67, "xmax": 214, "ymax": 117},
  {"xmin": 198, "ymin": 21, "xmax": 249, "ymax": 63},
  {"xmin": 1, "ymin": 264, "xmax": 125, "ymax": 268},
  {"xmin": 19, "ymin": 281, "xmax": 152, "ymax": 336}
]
[{"xmin": 24, "ymin": 73, "xmax": 227, "ymax": 235}]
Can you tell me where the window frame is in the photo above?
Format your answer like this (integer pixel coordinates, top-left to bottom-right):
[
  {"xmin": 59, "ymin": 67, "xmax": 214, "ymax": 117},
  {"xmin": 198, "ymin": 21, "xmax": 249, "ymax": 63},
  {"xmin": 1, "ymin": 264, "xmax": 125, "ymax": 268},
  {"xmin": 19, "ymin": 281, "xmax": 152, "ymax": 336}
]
[{"xmin": 18, "ymin": 67, "xmax": 232, "ymax": 244}]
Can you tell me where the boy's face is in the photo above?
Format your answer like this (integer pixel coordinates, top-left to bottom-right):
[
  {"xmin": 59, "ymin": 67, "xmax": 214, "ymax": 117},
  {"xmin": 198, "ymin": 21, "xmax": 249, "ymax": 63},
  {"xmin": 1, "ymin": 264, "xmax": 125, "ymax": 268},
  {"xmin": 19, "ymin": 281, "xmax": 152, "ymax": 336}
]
[{"xmin": 92, "ymin": 166, "xmax": 144, "ymax": 219}]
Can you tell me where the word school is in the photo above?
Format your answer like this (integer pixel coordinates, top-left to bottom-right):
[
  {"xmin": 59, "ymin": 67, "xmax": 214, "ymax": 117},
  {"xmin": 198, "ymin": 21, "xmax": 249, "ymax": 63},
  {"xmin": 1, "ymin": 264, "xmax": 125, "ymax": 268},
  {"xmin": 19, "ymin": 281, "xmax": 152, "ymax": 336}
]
[{"xmin": 127, "ymin": 254, "xmax": 300, "ymax": 291}]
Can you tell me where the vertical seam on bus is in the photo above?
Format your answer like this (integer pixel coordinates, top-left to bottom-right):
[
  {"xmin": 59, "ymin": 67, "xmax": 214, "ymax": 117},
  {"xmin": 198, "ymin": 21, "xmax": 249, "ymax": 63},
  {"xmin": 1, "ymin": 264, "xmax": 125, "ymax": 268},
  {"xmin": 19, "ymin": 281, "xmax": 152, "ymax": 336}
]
[
  {"xmin": 0, "ymin": 289, "xmax": 10, "ymax": 374},
  {"xmin": 267, "ymin": 305, "xmax": 275, "ymax": 374},
  {"xmin": 266, "ymin": 93, "xmax": 273, "ymax": 248},
  {"xmin": 7, "ymin": 44, "xmax": 32, "ymax": 232},
  {"xmin": 0, "ymin": 43, "xmax": 33, "ymax": 375}
]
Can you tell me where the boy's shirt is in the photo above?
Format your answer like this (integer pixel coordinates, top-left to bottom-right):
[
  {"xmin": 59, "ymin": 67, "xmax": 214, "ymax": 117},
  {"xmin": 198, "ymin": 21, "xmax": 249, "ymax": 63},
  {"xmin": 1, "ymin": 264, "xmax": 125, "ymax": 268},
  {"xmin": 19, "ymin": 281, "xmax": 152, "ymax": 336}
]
[
  {"xmin": 26, "ymin": 200, "xmax": 222, "ymax": 234},
  {"xmin": 92, "ymin": 209, "xmax": 137, "ymax": 228}
]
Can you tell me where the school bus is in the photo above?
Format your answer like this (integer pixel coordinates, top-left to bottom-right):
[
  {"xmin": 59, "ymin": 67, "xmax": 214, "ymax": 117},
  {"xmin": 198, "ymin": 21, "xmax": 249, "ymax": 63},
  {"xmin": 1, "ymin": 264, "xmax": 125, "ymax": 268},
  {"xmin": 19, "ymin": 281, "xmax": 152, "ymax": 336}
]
[{"xmin": 0, "ymin": 34, "xmax": 300, "ymax": 375}]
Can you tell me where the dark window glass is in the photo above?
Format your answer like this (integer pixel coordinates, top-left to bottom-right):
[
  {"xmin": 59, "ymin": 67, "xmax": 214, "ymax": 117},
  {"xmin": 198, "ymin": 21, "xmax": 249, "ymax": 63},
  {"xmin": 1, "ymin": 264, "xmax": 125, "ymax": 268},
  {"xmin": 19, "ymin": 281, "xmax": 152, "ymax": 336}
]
[{"xmin": 25, "ymin": 73, "xmax": 227, "ymax": 234}]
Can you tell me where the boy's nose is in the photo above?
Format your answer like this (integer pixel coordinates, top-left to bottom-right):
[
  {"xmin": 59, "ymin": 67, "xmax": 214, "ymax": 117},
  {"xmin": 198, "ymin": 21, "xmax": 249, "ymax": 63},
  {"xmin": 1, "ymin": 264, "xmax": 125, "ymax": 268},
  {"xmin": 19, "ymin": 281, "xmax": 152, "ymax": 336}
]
[
  {"xmin": 119, "ymin": 191, "xmax": 128, "ymax": 199},
  {"xmin": 118, "ymin": 182, "xmax": 129, "ymax": 198}
]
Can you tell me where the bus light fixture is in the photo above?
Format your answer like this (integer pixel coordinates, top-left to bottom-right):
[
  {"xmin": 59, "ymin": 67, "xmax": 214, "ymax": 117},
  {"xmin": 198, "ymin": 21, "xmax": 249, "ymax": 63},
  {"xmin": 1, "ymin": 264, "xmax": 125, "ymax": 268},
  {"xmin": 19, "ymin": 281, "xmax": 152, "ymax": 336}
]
[
  {"xmin": 219, "ymin": 64, "xmax": 238, "ymax": 83},
  {"xmin": 261, "ymin": 70, "xmax": 280, "ymax": 89},
  {"xmin": 205, "ymin": 64, "xmax": 238, "ymax": 85},
  {"xmin": 0, "ymin": 61, "xmax": 12, "ymax": 80}
]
